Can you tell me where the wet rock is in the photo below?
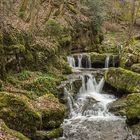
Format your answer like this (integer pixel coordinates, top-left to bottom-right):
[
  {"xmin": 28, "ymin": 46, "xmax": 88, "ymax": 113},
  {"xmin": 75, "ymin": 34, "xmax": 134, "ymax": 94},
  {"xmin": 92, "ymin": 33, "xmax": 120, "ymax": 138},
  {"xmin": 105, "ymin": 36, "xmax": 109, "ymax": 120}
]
[
  {"xmin": 131, "ymin": 123, "xmax": 140, "ymax": 139},
  {"xmin": 108, "ymin": 97, "xmax": 127, "ymax": 116},
  {"xmin": 105, "ymin": 67, "xmax": 140, "ymax": 93},
  {"xmin": 131, "ymin": 64, "xmax": 140, "ymax": 73},
  {"xmin": 89, "ymin": 52, "xmax": 106, "ymax": 68}
]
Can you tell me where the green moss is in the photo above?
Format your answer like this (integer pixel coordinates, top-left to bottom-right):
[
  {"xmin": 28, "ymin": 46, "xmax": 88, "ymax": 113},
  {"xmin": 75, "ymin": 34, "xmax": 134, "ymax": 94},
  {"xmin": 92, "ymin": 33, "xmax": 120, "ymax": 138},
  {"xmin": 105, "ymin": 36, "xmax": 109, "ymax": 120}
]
[
  {"xmin": 126, "ymin": 93, "xmax": 140, "ymax": 121},
  {"xmin": 131, "ymin": 64, "xmax": 140, "ymax": 73},
  {"xmin": 35, "ymin": 94, "xmax": 65, "ymax": 129},
  {"xmin": 36, "ymin": 128, "xmax": 63, "ymax": 140},
  {"xmin": 0, "ymin": 119, "xmax": 29, "ymax": 140},
  {"xmin": 6, "ymin": 76, "xmax": 20, "ymax": 87},
  {"xmin": 23, "ymin": 74, "xmax": 60, "ymax": 96},
  {"xmin": 0, "ymin": 92, "xmax": 42, "ymax": 138},
  {"xmin": 120, "ymin": 41, "xmax": 140, "ymax": 68},
  {"xmin": 46, "ymin": 128, "xmax": 63, "ymax": 139},
  {"xmin": 105, "ymin": 67, "xmax": 140, "ymax": 93}
]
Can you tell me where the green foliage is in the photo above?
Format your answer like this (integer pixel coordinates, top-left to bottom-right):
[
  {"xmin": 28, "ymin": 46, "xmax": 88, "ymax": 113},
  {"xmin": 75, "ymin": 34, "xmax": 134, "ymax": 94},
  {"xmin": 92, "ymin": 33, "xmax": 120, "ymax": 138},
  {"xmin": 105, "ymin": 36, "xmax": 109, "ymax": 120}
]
[
  {"xmin": 44, "ymin": 19, "xmax": 64, "ymax": 38},
  {"xmin": 17, "ymin": 70, "xmax": 32, "ymax": 81},
  {"xmin": 88, "ymin": 0, "xmax": 106, "ymax": 33}
]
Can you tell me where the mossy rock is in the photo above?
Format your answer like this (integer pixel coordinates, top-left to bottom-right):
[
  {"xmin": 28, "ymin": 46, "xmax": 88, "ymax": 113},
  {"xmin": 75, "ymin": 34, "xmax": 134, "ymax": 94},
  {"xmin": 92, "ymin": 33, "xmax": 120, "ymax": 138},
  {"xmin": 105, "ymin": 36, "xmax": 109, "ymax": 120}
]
[
  {"xmin": 131, "ymin": 64, "xmax": 140, "ymax": 73},
  {"xmin": 0, "ymin": 92, "xmax": 42, "ymax": 138},
  {"xmin": 105, "ymin": 67, "xmax": 140, "ymax": 93},
  {"xmin": 108, "ymin": 97, "xmax": 127, "ymax": 116},
  {"xmin": 0, "ymin": 119, "xmax": 29, "ymax": 140},
  {"xmin": 23, "ymin": 74, "xmax": 60, "ymax": 96},
  {"xmin": 36, "ymin": 128, "xmax": 63, "ymax": 140},
  {"xmin": 35, "ymin": 94, "xmax": 65, "ymax": 129},
  {"xmin": 120, "ymin": 41, "xmax": 140, "ymax": 68},
  {"xmin": 126, "ymin": 93, "xmax": 140, "ymax": 124}
]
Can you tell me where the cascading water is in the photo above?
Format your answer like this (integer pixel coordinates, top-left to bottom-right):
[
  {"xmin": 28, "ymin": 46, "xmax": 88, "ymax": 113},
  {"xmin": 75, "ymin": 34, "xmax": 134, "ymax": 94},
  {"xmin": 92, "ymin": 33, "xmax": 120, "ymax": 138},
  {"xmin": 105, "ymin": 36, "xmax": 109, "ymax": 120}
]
[
  {"xmin": 67, "ymin": 56, "xmax": 76, "ymax": 68},
  {"xmin": 112, "ymin": 55, "xmax": 115, "ymax": 67},
  {"xmin": 78, "ymin": 54, "xmax": 83, "ymax": 68},
  {"xmin": 86, "ymin": 55, "xmax": 91, "ymax": 68},
  {"xmin": 105, "ymin": 55, "xmax": 110, "ymax": 68},
  {"xmin": 67, "ymin": 54, "xmax": 92, "ymax": 69},
  {"xmin": 55, "ymin": 53, "xmax": 137, "ymax": 140}
]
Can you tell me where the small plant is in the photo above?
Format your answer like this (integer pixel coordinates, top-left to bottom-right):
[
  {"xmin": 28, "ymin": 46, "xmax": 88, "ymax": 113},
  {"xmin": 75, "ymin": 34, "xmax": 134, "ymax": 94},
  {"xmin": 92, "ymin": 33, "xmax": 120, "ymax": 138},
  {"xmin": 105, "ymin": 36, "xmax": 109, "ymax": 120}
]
[{"xmin": 17, "ymin": 70, "xmax": 32, "ymax": 81}]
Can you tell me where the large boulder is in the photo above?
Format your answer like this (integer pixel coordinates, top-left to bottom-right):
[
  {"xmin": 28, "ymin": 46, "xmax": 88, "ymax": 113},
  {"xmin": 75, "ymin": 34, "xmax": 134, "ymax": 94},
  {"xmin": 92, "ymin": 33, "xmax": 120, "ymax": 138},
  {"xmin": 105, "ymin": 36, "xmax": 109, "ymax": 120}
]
[
  {"xmin": 0, "ymin": 92, "xmax": 42, "ymax": 138},
  {"xmin": 0, "ymin": 119, "xmax": 29, "ymax": 140},
  {"xmin": 34, "ymin": 94, "xmax": 65, "ymax": 129},
  {"xmin": 120, "ymin": 41, "xmax": 140, "ymax": 68},
  {"xmin": 126, "ymin": 93, "xmax": 140, "ymax": 125},
  {"xmin": 105, "ymin": 67, "xmax": 140, "ymax": 93}
]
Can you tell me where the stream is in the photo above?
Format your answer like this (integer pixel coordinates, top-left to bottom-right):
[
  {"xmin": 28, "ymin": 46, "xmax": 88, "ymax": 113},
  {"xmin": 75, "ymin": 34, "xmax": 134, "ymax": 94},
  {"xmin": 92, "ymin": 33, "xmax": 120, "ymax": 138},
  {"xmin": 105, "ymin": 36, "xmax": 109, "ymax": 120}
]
[{"xmin": 55, "ymin": 54, "xmax": 137, "ymax": 140}]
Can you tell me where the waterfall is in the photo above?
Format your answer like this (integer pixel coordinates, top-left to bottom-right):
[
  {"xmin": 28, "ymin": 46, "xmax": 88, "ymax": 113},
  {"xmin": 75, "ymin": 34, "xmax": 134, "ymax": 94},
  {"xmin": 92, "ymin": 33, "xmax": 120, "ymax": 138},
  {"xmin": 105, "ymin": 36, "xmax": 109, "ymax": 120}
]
[
  {"xmin": 55, "ymin": 54, "xmax": 136, "ymax": 140},
  {"xmin": 78, "ymin": 55, "xmax": 83, "ymax": 68},
  {"xmin": 79, "ymin": 75, "xmax": 86, "ymax": 93},
  {"xmin": 67, "ymin": 56, "xmax": 76, "ymax": 68},
  {"xmin": 105, "ymin": 56, "xmax": 110, "ymax": 68},
  {"xmin": 64, "ymin": 87, "xmax": 76, "ymax": 117},
  {"xmin": 86, "ymin": 55, "xmax": 91, "ymax": 68}
]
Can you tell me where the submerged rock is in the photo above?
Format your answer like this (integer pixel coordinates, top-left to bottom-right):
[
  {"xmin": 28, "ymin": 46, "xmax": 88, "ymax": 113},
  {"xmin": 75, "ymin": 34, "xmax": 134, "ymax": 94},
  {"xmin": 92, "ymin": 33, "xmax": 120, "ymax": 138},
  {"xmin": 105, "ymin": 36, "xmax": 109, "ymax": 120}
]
[
  {"xmin": 105, "ymin": 67, "xmax": 140, "ymax": 93},
  {"xmin": 0, "ymin": 119, "xmax": 29, "ymax": 140}
]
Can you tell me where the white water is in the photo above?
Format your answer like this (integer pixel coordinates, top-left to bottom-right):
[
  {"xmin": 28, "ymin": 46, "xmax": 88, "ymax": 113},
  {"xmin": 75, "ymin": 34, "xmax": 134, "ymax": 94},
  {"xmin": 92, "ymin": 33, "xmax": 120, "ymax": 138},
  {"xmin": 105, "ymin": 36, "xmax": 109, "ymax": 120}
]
[
  {"xmin": 86, "ymin": 55, "xmax": 91, "ymax": 68},
  {"xmin": 55, "ymin": 54, "xmax": 137, "ymax": 140},
  {"xmin": 67, "ymin": 56, "xmax": 76, "ymax": 68},
  {"xmin": 78, "ymin": 55, "xmax": 83, "ymax": 68},
  {"xmin": 67, "ymin": 54, "xmax": 92, "ymax": 68},
  {"xmin": 66, "ymin": 74, "xmax": 116, "ymax": 118},
  {"xmin": 105, "ymin": 55, "xmax": 110, "ymax": 68}
]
